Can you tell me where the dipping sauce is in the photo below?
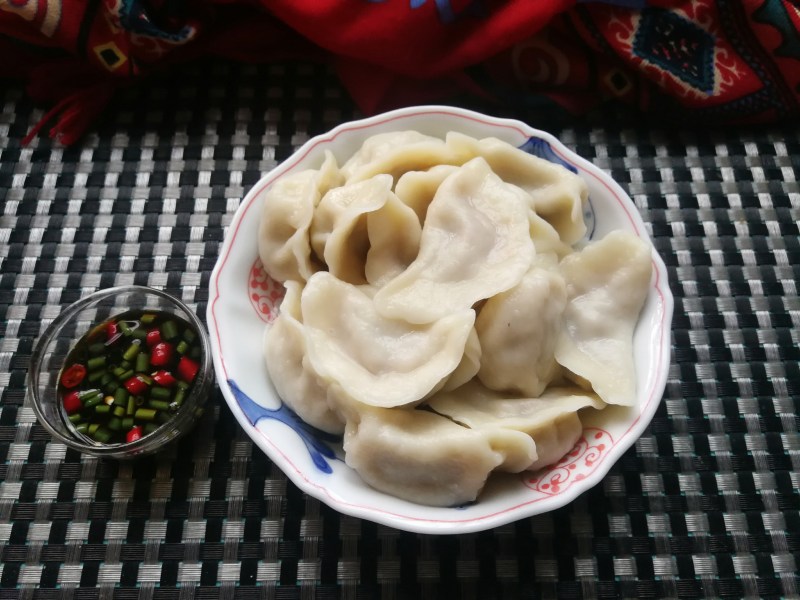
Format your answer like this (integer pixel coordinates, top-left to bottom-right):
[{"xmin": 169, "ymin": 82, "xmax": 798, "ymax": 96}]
[{"xmin": 58, "ymin": 310, "xmax": 203, "ymax": 445}]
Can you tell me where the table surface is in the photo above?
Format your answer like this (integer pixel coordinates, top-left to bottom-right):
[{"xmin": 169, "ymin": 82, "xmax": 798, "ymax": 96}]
[{"xmin": 1, "ymin": 60, "xmax": 798, "ymax": 600}]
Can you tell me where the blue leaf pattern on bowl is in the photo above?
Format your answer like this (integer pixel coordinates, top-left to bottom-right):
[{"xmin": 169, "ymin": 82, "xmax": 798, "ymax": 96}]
[
  {"xmin": 228, "ymin": 378, "xmax": 340, "ymax": 474},
  {"xmin": 518, "ymin": 136, "xmax": 596, "ymax": 240},
  {"xmin": 518, "ymin": 137, "xmax": 578, "ymax": 174}
]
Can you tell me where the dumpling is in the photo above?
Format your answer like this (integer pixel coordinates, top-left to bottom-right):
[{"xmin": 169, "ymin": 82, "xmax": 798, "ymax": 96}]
[
  {"xmin": 394, "ymin": 165, "xmax": 460, "ymax": 224},
  {"xmin": 257, "ymin": 150, "xmax": 342, "ymax": 282},
  {"xmin": 263, "ymin": 282, "xmax": 345, "ymax": 434},
  {"xmin": 309, "ymin": 175, "xmax": 393, "ymax": 284},
  {"xmin": 300, "ymin": 272, "xmax": 476, "ymax": 408},
  {"xmin": 475, "ymin": 258, "xmax": 567, "ymax": 397},
  {"xmin": 446, "ymin": 132, "xmax": 588, "ymax": 245},
  {"xmin": 441, "ymin": 326, "xmax": 481, "ymax": 392},
  {"xmin": 554, "ymin": 230, "xmax": 652, "ymax": 406},
  {"xmin": 365, "ymin": 192, "xmax": 422, "ymax": 288},
  {"xmin": 523, "ymin": 412, "xmax": 584, "ymax": 472},
  {"xmin": 427, "ymin": 380, "xmax": 605, "ymax": 471},
  {"xmin": 373, "ymin": 157, "xmax": 535, "ymax": 324},
  {"xmin": 340, "ymin": 131, "xmax": 471, "ymax": 184},
  {"xmin": 342, "ymin": 405, "xmax": 535, "ymax": 506},
  {"xmin": 529, "ymin": 210, "xmax": 573, "ymax": 258}
]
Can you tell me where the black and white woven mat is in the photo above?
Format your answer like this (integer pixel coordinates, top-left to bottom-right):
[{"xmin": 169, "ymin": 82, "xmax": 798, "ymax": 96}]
[{"xmin": 0, "ymin": 60, "xmax": 798, "ymax": 599}]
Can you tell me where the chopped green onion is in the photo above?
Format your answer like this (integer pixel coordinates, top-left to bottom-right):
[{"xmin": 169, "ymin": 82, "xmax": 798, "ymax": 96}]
[
  {"xmin": 148, "ymin": 399, "xmax": 171, "ymax": 411},
  {"xmin": 87, "ymin": 356, "xmax": 106, "ymax": 371},
  {"xmin": 122, "ymin": 340, "xmax": 142, "ymax": 362},
  {"xmin": 92, "ymin": 427, "xmax": 112, "ymax": 443},
  {"xmin": 150, "ymin": 386, "xmax": 171, "ymax": 400},
  {"xmin": 134, "ymin": 408, "xmax": 157, "ymax": 421},
  {"xmin": 84, "ymin": 395, "xmax": 103, "ymax": 409},
  {"xmin": 114, "ymin": 387, "xmax": 129, "ymax": 406},
  {"xmin": 117, "ymin": 369, "xmax": 134, "ymax": 381},
  {"xmin": 161, "ymin": 320, "xmax": 179, "ymax": 341},
  {"xmin": 135, "ymin": 353, "xmax": 150, "ymax": 373}
]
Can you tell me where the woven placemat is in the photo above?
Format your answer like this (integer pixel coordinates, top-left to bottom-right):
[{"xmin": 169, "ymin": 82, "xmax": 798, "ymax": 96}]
[{"xmin": 0, "ymin": 60, "xmax": 798, "ymax": 599}]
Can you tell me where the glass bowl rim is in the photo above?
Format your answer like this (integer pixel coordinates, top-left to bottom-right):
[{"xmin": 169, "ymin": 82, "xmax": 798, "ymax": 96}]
[{"xmin": 26, "ymin": 285, "xmax": 213, "ymax": 457}]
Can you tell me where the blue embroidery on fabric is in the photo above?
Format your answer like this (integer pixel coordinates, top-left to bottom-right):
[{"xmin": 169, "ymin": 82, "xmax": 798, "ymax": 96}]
[
  {"xmin": 366, "ymin": 0, "xmax": 486, "ymax": 24},
  {"xmin": 117, "ymin": 0, "xmax": 195, "ymax": 43},
  {"xmin": 633, "ymin": 8, "xmax": 716, "ymax": 93}
]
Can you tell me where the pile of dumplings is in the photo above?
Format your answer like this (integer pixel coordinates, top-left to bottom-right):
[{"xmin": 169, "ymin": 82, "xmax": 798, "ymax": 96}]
[{"xmin": 257, "ymin": 130, "xmax": 653, "ymax": 507}]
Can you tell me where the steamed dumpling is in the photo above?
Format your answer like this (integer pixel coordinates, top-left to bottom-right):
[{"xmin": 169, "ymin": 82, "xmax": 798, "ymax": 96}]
[
  {"xmin": 476, "ymin": 258, "xmax": 567, "ymax": 397},
  {"xmin": 442, "ymin": 326, "xmax": 481, "ymax": 392},
  {"xmin": 263, "ymin": 282, "xmax": 344, "ymax": 434},
  {"xmin": 300, "ymin": 272, "xmax": 475, "ymax": 408},
  {"xmin": 427, "ymin": 380, "xmax": 605, "ymax": 471},
  {"xmin": 257, "ymin": 151, "xmax": 342, "ymax": 282},
  {"xmin": 373, "ymin": 157, "xmax": 535, "ymax": 324},
  {"xmin": 343, "ymin": 404, "xmax": 535, "ymax": 506},
  {"xmin": 309, "ymin": 175, "xmax": 393, "ymax": 284},
  {"xmin": 341, "ymin": 131, "xmax": 471, "ymax": 184},
  {"xmin": 365, "ymin": 192, "xmax": 422, "ymax": 288},
  {"xmin": 554, "ymin": 230, "xmax": 652, "ymax": 406},
  {"xmin": 394, "ymin": 165, "xmax": 460, "ymax": 224},
  {"xmin": 446, "ymin": 132, "xmax": 588, "ymax": 244},
  {"xmin": 529, "ymin": 210, "xmax": 573, "ymax": 258}
]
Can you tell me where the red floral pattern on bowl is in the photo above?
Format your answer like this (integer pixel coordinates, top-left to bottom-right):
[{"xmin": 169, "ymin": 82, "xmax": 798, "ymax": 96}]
[
  {"xmin": 248, "ymin": 259, "xmax": 285, "ymax": 324},
  {"xmin": 523, "ymin": 428, "xmax": 614, "ymax": 495}
]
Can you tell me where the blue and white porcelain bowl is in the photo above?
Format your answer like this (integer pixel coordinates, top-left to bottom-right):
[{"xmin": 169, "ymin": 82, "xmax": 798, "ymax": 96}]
[{"xmin": 207, "ymin": 105, "xmax": 673, "ymax": 534}]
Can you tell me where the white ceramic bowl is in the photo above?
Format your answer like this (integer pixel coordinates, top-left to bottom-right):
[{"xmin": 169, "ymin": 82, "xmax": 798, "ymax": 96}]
[{"xmin": 207, "ymin": 105, "xmax": 673, "ymax": 534}]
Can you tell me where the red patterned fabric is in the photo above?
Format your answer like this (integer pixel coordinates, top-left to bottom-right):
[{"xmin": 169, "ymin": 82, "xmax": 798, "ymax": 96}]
[{"xmin": 1, "ymin": 0, "xmax": 798, "ymax": 144}]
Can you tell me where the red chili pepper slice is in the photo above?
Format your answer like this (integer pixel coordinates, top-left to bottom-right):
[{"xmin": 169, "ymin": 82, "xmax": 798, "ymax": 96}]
[
  {"xmin": 124, "ymin": 375, "xmax": 149, "ymax": 396},
  {"xmin": 62, "ymin": 390, "xmax": 82, "ymax": 414},
  {"xmin": 61, "ymin": 364, "xmax": 87, "ymax": 388},
  {"xmin": 150, "ymin": 342, "xmax": 174, "ymax": 367},
  {"xmin": 106, "ymin": 321, "xmax": 119, "ymax": 340},
  {"xmin": 126, "ymin": 425, "xmax": 143, "ymax": 443},
  {"xmin": 177, "ymin": 356, "xmax": 200, "ymax": 383},
  {"xmin": 152, "ymin": 370, "xmax": 177, "ymax": 387},
  {"xmin": 146, "ymin": 329, "xmax": 161, "ymax": 348}
]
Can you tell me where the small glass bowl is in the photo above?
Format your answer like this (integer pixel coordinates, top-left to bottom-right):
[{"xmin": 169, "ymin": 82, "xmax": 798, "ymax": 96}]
[{"xmin": 27, "ymin": 285, "xmax": 214, "ymax": 458}]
